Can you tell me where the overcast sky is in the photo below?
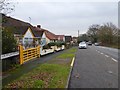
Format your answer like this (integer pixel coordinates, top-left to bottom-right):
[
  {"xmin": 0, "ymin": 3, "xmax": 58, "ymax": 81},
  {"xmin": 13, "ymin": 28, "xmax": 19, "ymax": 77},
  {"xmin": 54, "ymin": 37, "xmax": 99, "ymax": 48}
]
[{"xmin": 8, "ymin": 0, "xmax": 118, "ymax": 37}]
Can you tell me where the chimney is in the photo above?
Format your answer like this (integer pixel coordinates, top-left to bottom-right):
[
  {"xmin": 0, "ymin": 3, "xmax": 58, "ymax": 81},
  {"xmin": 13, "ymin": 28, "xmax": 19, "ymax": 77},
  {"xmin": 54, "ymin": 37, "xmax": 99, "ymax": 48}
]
[{"xmin": 37, "ymin": 25, "xmax": 41, "ymax": 28}]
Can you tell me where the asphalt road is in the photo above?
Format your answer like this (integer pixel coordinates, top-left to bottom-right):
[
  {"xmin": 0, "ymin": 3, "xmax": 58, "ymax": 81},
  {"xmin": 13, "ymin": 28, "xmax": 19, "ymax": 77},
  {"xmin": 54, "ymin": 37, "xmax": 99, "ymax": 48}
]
[
  {"xmin": 93, "ymin": 45, "xmax": 118, "ymax": 60},
  {"xmin": 69, "ymin": 45, "xmax": 118, "ymax": 88}
]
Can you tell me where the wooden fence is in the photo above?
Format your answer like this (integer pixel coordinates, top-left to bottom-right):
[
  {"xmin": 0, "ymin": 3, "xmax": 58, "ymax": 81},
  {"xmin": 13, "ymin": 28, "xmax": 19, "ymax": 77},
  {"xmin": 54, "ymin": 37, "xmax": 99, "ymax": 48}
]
[{"xmin": 19, "ymin": 45, "xmax": 40, "ymax": 64}]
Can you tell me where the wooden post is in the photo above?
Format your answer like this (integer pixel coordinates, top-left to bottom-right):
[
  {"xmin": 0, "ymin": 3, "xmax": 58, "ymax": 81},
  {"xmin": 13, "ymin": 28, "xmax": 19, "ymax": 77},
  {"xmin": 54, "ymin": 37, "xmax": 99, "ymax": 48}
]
[
  {"xmin": 37, "ymin": 45, "xmax": 40, "ymax": 58},
  {"xmin": 19, "ymin": 45, "xmax": 23, "ymax": 64}
]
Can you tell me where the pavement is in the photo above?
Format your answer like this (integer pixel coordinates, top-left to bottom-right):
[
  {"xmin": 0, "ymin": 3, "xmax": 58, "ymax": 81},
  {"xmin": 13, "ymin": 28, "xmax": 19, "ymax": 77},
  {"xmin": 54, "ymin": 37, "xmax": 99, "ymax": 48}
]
[
  {"xmin": 69, "ymin": 45, "xmax": 118, "ymax": 88},
  {"xmin": 2, "ymin": 49, "xmax": 68, "ymax": 87}
]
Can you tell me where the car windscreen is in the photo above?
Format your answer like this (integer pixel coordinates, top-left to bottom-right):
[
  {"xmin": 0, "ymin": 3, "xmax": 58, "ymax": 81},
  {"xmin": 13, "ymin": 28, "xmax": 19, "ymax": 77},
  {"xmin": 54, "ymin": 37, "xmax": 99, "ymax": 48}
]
[{"xmin": 80, "ymin": 42, "xmax": 86, "ymax": 45}]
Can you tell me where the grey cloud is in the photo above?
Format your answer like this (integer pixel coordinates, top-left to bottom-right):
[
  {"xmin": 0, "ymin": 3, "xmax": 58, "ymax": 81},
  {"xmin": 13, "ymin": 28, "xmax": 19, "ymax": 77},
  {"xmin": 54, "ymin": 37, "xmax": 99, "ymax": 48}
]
[{"xmin": 11, "ymin": 1, "xmax": 118, "ymax": 36}]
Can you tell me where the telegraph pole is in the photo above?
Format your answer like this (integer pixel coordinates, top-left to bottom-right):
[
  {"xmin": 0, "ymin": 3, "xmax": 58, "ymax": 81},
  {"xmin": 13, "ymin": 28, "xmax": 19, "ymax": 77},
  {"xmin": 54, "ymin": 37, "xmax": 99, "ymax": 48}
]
[{"xmin": 78, "ymin": 30, "xmax": 79, "ymax": 37}]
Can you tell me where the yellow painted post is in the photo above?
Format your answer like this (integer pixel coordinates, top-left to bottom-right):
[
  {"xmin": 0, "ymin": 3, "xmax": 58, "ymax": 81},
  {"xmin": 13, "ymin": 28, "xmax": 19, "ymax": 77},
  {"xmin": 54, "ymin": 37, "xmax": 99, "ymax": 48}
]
[
  {"xmin": 19, "ymin": 45, "xmax": 23, "ymax": 65},
  {"xmin": 37, "ymin": 45, "xmax": 40, "ymax": 58}
]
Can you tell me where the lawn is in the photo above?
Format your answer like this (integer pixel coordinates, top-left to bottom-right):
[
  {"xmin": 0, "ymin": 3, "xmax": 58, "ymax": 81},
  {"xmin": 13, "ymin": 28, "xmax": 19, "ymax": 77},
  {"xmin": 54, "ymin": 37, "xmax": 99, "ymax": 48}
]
[
  {"xmin": 4, "ymin": 47, "xmax": 77, "ymax": 88},
  {"xmin": 56, "ymin": 47, "xmax": 77, "ymax": 59}
]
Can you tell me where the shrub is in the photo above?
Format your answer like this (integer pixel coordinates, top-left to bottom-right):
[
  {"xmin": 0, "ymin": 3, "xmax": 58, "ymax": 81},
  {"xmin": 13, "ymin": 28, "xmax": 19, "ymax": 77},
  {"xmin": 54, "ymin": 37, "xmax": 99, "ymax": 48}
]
[
  {"xmin": 43, "ymin": 44, "xmax": 50, "ymax": 49},
  {"xmin": 48, "ymin": 42, "xmax": 56, "ymax": 47},
  {"xmin": 2, "ymin": 28, "xmax": 17, "ymax": 54}
]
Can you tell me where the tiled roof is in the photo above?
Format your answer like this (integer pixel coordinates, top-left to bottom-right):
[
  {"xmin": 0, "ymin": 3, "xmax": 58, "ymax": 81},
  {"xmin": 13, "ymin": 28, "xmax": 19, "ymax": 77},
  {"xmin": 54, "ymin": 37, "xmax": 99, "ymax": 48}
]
[
  {"xmin": 44, "ymin": 30, "xmax": 57, "ymax": 40},
  {"xmin": 1, "ymin": 13, "xmax": 43, "ymax": 38},
  {"xmin": 2, "ymin": 13, "xmax": 32, "ymax": 35},
  {"xmin": 1, "ymin": 13, "xmax": 65, "ymax": 40},
  {"xmin": 56, "ymin": 35, "xmax": 64, "ymax": 41},
  {"xmin": 32, "ymin": 27, "xmax": 44, "ymax": 38}
]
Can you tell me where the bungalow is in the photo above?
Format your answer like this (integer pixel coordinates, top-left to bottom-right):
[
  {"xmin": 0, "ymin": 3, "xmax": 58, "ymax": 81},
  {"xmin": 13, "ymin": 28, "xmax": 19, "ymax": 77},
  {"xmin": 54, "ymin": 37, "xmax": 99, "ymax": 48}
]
[
  {"xmin": 34, "ymin": 25, "xmax": 58, "ymax": 45},
  {"xmin": 2, "ymin": 13, "xmax": 65, "ymax": 49},
  {"xmin": 65, "ymin": 36, "xmax": 72, "ymax": 44},
  {"xmin": 56, "ymin": 35, "xmax": 65, "ymax": 42},
  {"xmin": 2, "ymin": 14, "xmax": 41, "ymax": 48}
]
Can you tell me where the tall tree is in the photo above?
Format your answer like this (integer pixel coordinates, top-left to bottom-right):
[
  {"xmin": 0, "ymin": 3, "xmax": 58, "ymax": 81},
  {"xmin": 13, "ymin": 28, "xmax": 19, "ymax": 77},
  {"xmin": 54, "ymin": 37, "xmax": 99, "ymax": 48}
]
[
  {"xmin": 87, "ymin": 24, "xmax": 100, "ymax": 43},
  {"xmin": 1, "ymin": 0, "xmax": 17, "ymax": 54},
  {"xmin": 98, "ymin": 23, "xmax": 117, "ymax": 45},
  {"xmin": 77, "ymin": 34, "xmax": 89, "ymax": 43}
]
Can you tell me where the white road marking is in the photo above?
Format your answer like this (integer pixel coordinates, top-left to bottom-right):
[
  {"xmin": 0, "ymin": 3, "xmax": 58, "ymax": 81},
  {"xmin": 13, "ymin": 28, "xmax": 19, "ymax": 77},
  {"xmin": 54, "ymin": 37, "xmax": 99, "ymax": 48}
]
[
  {"xmin": 100, "ymin": 53, "xmax": 103, "ymax": 55},
  {"xmin": 97, "ymin": 51, "xmax": 100, "ymax": 53},
  {"xmin": 96, "ymin": 50, "xmax": 98, "ymax": 51},
  {"xmin": 105, "ymin": 55, "xmax": 109, "ymax": 57},
  {"xmin": 111, "ymin": 58, "xmax": 118, "ymax": 62},
  {"xmin": 108, "ymin": 71, "xmax": 113, "ymax": 74}
]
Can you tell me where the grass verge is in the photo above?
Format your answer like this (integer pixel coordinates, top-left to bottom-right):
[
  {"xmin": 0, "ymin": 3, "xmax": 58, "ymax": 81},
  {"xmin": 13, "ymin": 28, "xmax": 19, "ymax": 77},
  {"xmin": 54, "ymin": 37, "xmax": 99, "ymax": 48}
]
[{"xmin": 4, "ymin": 47, "xmax": 77, "ymax": 88}]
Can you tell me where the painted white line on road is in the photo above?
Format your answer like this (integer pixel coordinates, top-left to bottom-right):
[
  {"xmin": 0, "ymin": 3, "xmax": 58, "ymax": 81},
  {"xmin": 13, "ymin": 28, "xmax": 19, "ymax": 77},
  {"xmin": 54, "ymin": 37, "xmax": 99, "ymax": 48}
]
[
  {"xmin": 97, "ymin": 51, "xmax": 100, "ymax": 53},
  {"xmin": 96, "ymin": 50, "xmax": 98, "ymax": 51},
  {"xmin": 111, "ymin": 58, "xmax": 118, "ymax": 62},
  {"xmin": 105, "ymin": 55, "xmax": 109, "ymax": 57},
  {"xmin": 108, "ymin": 71, "xmax": 113, "ymax": 74},
  {"xmin": 100, "ymin": 53, "xmax": 103, "ymax": 55}
]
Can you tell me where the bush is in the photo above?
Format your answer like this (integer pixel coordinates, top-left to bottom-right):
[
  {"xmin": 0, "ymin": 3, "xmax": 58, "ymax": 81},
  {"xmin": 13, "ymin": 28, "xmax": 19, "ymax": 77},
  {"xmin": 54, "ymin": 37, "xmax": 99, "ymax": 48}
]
[
  {"xmin": 43, "ymin": 44, "xmax": 50, "ymax": 49},
  {"xmin": 44, "ymin": 42, "xmax": 65, "ymax": 49},
  {"xmin": 2, "ymin": 28, "xmax": 17, "ymax": 54},
  {"xmin": 48, "ymin": 42, "xmax": 56, "ymax": 47}
]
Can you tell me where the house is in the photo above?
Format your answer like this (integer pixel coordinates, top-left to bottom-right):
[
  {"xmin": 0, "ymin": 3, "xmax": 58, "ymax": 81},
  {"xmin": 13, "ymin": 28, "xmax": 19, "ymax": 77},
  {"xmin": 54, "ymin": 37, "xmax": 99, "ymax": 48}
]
[
  {"xmin": 72, "ymin": 37, "xmax": 78, "ymax": 43},
  {"xmin": 2, "ymin": 14, "xmax": 41, "ymax": 48},
  {"xmin": 56, "ymin": 35, "xmax": 65, "ymax": 42},
  {"xmin": 65, "ymin": 36, "xmax": 72, "ymax": 44},
  {"xmin": 34, "ymin": 25, "xmax": 59, "ymax": 45},
  {"xmin": 2, "ymin": 13, "xmax": 65, "ymax": 49}
]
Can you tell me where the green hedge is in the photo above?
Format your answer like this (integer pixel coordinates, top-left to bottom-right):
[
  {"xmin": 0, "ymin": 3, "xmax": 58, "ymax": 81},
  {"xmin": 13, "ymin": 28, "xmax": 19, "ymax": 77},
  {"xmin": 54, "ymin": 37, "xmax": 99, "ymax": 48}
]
[
  {"xmin": 48, "ymin": 42, "xmax": 65, "ymax": 47},
  {"xmin": 43, "ymin": 44, "xmax": 50, "ymax": 49},
  {"xmin": 43, "ymin": 42, "xmax": 65, "ymax": 49}
]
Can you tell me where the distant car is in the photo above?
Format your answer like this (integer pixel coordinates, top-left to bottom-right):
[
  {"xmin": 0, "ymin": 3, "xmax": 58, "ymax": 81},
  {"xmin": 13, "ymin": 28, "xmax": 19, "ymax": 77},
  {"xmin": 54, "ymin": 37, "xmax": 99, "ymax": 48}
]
[
  {"xmin": 79, "ymin": 42, "xmax": 87, "ymax": 49},
  {"xmin": 88, "ymin": 41, "xmax": 92, "ymax": 45},
  {"xmin": 94, "ymin": 43, "xmax": 99, "ymax": 46}
]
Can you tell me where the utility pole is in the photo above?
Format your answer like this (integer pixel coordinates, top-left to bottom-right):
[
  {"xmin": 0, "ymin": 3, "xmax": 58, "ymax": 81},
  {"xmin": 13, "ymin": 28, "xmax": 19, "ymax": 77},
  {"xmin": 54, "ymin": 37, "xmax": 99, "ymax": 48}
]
[{"xmin": 78, "ymin": 30, "xmax": 79, "ymax": 37}]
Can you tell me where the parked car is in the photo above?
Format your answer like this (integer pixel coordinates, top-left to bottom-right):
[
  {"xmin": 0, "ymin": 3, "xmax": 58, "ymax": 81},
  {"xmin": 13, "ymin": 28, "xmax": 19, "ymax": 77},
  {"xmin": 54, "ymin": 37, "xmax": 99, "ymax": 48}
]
[{"xmin": 79, "ymin": 42, "xmax": 87, "ymax": 49}]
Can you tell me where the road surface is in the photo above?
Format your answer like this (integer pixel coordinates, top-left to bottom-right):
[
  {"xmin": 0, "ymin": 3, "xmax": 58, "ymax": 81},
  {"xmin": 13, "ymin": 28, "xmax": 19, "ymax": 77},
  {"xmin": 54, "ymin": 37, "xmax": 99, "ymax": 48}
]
[{"xmin": 69, "ymin": 45, "xmax": 118, "ymax": 88}]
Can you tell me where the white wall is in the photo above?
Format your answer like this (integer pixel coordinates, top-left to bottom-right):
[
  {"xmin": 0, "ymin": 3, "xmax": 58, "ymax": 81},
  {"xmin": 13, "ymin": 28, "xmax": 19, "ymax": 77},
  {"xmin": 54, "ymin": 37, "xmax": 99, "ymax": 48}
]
[
  {"xmin": 41, "ymin": 32, "xmax": 47, "ymax": 46},
  {"xmin": 23, "ymin": 28, "xmax": 34, "ymax": 45},
  {"xmin": 24, "ymin": 28, "xmax": 33, "ymax": 38},
  {"xmin": 42, "ymin": 32, "xmax": 51, "ymax": 44},
  {"xmin": 63, "ymin": 36, "xmax": 65, "ymax": 42}
]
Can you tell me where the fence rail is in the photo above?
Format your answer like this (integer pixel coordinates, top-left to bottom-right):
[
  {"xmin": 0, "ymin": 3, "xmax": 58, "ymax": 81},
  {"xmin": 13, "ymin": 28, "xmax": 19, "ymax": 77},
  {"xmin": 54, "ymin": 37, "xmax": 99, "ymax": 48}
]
[{"xmin": 1, "ymin": 51, "xmax": 19, "ymax": 60}]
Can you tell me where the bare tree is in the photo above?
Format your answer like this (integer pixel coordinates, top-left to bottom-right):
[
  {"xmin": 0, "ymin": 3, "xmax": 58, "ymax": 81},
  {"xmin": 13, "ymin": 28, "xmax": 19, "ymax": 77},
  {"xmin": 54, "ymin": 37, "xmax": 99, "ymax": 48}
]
[
  {"xmin": 0, "ymin": 0, "xmax": 16, "ymax": 15},
  {"xmin": 87, "ymin": 24, "xmax": 100, "ymax": 43}
]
